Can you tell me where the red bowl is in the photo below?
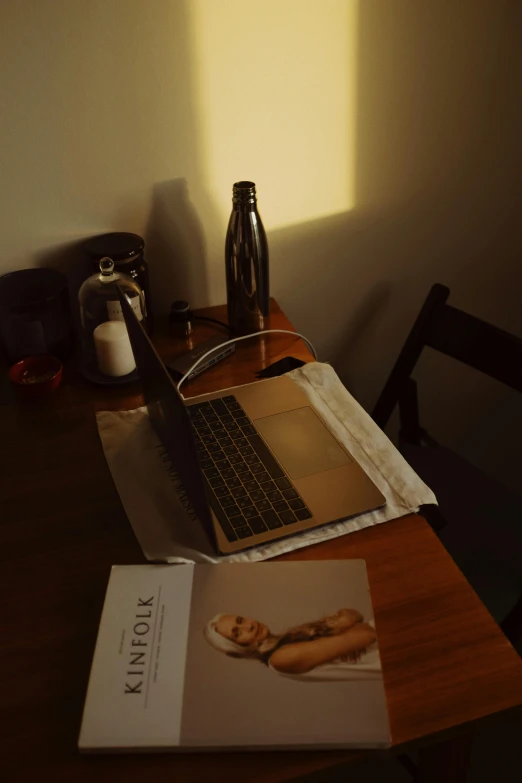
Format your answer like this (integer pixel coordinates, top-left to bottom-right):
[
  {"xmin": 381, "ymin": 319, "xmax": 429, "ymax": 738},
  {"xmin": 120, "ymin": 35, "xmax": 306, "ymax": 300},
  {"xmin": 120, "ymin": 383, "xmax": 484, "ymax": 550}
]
[{"xmin": 8, "ymin": 355, "xmax": 63, "ymax": 397}]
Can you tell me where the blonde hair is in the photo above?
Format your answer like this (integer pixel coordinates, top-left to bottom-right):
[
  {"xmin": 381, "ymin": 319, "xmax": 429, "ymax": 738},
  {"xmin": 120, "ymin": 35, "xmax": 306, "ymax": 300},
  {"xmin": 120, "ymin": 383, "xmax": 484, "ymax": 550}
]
[{"xmin": 203, "ymin": 614, "xmax": 268, "ymax": 660}]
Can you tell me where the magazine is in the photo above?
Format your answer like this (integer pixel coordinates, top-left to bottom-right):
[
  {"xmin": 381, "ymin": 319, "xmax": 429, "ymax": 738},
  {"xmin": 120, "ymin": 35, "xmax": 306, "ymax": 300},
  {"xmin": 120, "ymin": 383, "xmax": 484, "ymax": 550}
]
[{"xmin": 79, "ymin": 560, "xmax": 390, "ymax": 751}]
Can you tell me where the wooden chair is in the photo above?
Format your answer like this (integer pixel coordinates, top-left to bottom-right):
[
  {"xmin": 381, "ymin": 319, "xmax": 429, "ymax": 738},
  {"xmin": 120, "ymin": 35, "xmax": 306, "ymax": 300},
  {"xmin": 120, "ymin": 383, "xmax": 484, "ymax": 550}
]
[{"xmin": 372, "ymin": 284, "xmax": 522, "ymax": 646}]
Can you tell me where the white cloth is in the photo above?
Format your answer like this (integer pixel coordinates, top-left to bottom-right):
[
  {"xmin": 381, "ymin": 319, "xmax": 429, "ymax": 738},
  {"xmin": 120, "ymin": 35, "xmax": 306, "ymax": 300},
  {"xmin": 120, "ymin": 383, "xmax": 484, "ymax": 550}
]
[
  {"xmin": 269, "ymin": 642, "xmax": 382, "ymax": 682},
  {"xmin": 95, "ymin": 362, "xmax": 436, "ymax": 564}
]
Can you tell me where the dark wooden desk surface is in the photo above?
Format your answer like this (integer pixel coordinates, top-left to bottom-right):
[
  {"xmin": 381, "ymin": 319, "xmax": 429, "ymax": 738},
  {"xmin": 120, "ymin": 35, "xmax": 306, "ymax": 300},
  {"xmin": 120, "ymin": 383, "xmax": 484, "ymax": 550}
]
[{"xmin": 2, "ymin": 299, "xmax": 522, "ymax": 782}]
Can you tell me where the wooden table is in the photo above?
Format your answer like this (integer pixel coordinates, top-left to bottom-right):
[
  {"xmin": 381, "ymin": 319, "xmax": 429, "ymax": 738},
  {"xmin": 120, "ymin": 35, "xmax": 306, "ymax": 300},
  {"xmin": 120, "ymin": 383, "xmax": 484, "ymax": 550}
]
[{"xmin": 2, "ymin": 299, "xmax": 522, "ymax": 783}]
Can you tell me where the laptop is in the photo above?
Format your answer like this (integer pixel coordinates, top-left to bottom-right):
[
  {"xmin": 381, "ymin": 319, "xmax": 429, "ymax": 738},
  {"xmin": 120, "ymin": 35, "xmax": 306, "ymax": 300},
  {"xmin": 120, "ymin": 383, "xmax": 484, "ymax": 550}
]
[{"xmin": 119, "ymin": 290, "xmax": 386, "ymax": 554}]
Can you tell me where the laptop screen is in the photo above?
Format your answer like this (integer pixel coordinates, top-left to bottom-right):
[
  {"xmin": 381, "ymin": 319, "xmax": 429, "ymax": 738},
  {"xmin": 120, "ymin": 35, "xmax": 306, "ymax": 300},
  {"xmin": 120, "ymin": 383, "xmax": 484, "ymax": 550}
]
[{"xmin": 117, "ymin": 286, "xmax": 215, "ymax": 545}]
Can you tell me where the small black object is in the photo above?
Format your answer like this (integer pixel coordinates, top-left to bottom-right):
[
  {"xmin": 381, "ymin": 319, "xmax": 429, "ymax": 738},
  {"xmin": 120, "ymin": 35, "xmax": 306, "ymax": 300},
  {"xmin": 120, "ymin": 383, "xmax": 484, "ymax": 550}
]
[
  {"xmin": 255, "ymin": 356, "xmax": 306, "ymax": 379},
  {"xmin": 169, "ymin": 300, "xmax": 193, "ymax": 338}
]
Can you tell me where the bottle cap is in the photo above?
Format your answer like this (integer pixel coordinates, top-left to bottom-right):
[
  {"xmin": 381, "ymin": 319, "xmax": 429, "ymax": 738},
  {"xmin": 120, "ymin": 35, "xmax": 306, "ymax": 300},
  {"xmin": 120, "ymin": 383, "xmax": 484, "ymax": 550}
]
[
  {"xmin": 170, "ymin": 300, "xmax": 191, "ymax": 320},
  {"xmin": 232, "ymin": 181, "xmax": 257, "ymax": 205}
]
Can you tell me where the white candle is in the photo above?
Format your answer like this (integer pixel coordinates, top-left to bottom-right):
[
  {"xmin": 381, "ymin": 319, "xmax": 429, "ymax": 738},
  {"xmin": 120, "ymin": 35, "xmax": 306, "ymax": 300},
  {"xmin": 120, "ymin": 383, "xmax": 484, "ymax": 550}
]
[{"xmin": 93, "ymin": 321, "xmax": 136, "ymax": 377}]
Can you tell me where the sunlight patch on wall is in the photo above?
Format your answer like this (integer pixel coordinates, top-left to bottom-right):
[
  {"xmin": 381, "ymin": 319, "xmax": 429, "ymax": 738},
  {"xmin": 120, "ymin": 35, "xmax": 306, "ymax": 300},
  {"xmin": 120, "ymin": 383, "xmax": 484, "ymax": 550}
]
[{"xmin": 189, "ymin": 0, "xmax": 357, "ymax": 230}]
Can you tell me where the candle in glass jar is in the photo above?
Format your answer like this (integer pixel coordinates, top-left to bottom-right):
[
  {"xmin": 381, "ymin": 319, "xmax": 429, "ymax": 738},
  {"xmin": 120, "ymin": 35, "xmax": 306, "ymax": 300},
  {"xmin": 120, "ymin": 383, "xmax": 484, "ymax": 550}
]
[{"xmin": 93, "ymin": 321, "xmax": 136, "ymax": 377}]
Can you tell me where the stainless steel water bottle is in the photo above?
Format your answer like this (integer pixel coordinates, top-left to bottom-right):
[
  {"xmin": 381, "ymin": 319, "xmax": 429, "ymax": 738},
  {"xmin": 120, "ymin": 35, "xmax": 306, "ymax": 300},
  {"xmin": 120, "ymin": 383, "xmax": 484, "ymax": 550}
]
[{"xmin": 225, "ymin": 181, "xmax": 269, "ymax": 334}]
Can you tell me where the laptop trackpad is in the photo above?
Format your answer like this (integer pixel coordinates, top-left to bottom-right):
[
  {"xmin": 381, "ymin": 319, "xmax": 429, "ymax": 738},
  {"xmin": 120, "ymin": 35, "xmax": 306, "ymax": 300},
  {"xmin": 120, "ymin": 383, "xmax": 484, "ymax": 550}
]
[{"xmin": 253, "ymin": 407, "xmax": 352, "ymax": 479}]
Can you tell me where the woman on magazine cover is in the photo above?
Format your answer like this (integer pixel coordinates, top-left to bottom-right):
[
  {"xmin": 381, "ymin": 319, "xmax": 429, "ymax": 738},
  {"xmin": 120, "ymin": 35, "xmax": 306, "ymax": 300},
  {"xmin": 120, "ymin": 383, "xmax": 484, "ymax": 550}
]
[{"xmin": 203, "ymin": 608, "xmax": 381, "ymax": 681}]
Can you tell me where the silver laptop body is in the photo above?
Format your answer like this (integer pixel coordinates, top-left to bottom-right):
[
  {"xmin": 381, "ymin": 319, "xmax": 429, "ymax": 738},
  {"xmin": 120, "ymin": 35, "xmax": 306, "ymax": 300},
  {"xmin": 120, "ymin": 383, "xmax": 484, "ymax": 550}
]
[{"xmin": 119, "ymin": 290, "xmax": 385, "ymax": 554}]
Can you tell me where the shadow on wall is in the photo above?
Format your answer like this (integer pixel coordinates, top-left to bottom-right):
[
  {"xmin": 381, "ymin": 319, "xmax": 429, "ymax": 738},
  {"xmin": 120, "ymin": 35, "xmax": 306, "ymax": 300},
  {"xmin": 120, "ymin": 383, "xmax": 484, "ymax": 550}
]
[
  {"xmin": 270, "ymin": 1, "xmax": 522, "ymax": 489},
  {"xmin": 350, "ymin": 0, "xmax": 522, "ymax": 490},
  {"xmin": 31, "ymin": 174, "xmax": 214, "ymax": 333},
  {"xmin": 269, "ymin": 209, "xmax": 395, "ymax": 398},
  {"xmin": 275, "ymin": 0, "xmax": 521, "ymax": 394},
  {"xmin": 35, "ymin": 240, "xmax": 92, "ymax": 336},
  {"xmin": 145, "ymin": 179, "xmax": 209, "ymax": 312}
]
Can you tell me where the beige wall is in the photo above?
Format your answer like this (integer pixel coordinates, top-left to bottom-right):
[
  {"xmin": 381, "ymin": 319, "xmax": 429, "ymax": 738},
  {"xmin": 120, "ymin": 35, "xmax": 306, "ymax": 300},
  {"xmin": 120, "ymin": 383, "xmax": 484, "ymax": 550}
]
[
  {"xmin": 0, "ymin": 0, "xmax": 356, "ymax": 306},
  {"xmin": 1, "ymin": 1, "xmax": 521, "ymax": 483}
]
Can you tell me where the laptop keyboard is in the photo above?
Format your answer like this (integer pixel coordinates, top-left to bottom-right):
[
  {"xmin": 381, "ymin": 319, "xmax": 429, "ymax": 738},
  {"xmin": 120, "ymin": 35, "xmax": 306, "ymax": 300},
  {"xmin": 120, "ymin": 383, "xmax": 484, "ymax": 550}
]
[{"xmin": 187, "ymin": 395, "xmax": 312, "ymax": 544}]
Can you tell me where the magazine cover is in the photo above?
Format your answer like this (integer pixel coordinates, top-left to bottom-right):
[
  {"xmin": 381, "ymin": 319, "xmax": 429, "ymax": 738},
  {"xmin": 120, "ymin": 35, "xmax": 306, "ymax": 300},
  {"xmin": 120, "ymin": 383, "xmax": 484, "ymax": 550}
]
[{"xmin": 79, "ymin": 561, "xmax": 390, "ymax": 751}]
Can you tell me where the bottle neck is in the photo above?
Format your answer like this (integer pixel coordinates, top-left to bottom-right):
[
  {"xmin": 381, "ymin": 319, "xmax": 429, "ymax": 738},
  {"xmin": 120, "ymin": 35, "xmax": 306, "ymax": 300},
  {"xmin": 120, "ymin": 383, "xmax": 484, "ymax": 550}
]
[
  {"xmin": 232, "ymin": 202, "xmax": 258, "ymax": 213},
  {"xmin": 232, "ymin": 180, "xmax": 258, "ymax": 210}
]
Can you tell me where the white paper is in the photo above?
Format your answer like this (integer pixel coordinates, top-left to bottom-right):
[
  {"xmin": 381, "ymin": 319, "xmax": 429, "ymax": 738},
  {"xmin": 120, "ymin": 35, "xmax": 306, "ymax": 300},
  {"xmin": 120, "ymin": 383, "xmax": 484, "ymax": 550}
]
[{"xmin": 96, "ymin": 363, "xmax": 437, "ymax": 564}]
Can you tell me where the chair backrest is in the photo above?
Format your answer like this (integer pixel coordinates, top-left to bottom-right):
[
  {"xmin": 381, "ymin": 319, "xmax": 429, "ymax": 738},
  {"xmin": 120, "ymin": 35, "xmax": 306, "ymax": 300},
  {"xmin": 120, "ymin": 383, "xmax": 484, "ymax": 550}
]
[{"xmin": 372, "ymin": 283, "xmax": 522, "ymax": 431}]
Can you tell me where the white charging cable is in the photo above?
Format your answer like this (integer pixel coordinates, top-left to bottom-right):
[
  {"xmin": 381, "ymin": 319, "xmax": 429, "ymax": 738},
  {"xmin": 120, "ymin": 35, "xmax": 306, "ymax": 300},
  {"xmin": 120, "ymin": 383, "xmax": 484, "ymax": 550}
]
[{"xmin": 176, "ymin": 329, "xmax": 318, "ymax": 396}]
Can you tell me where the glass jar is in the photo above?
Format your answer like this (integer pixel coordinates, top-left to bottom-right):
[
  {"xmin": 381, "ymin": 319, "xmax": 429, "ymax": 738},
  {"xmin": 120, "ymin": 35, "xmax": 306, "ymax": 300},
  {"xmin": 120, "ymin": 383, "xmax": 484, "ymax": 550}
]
[
  {"xmin": 78, "ymin": 257, "xmax": 145, "ymax": 383},
  {"xmin": 84, "ymin": 232, "xmax": 153, "ymax": 333}
]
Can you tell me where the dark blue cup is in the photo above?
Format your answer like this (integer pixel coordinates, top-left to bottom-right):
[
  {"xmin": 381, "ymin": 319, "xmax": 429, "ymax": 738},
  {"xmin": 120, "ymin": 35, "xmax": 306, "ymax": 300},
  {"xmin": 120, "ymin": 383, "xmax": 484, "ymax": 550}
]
[{"xmin": 0, "ymin": 268, "xmax": 74, "ymax": 363}]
